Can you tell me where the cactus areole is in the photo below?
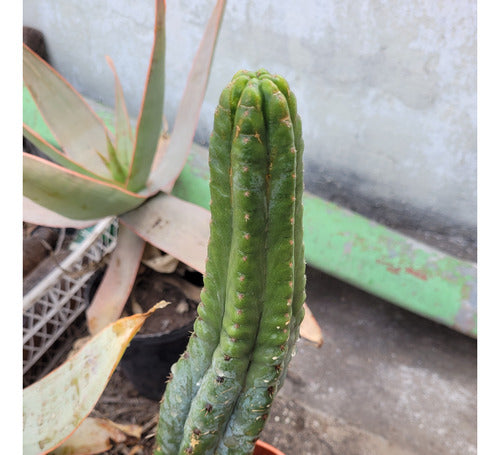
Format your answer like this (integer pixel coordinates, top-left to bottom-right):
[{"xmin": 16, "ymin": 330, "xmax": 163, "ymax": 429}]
[{"xmin": 155, "ymin": 69, "xmax": 306, "ymax": 455}]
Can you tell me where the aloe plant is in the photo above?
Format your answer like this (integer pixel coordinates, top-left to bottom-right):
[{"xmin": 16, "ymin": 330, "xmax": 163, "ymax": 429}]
[
  {"xmin": 23, "ymin": 1, "xmax": 227, "ymax": 452},
  {"xmin": 23, "ymin": 0, "xmax": 226, "ymax": 334},
  {"xmin": 155, "ymin": 69, "xmax": 306, "ymax": 455}
]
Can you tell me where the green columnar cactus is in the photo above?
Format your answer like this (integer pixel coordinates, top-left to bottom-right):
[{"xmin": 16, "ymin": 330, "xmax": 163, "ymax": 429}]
[{"xmin": 155, "ymin": 69, "xmax": 306, "ymax": 455}]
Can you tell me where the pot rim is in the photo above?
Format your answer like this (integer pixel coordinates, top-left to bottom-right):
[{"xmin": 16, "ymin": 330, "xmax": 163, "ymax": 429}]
[
  {"xmin": 131, "ymin": 320, "xmax": 194, "ymax": 342},
  {"xmin": 255, "ymin": 440, "xmax": 285, "ymax": 455}
]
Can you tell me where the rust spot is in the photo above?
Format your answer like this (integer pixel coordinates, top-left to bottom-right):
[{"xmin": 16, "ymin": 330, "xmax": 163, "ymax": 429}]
[
  {"xmin": 405, "ymin": 267, "xmax": 428, "ymax": 280},
  {"xmin": 376, "ymin": 259, "xmax": 401, "ymax": 275}
]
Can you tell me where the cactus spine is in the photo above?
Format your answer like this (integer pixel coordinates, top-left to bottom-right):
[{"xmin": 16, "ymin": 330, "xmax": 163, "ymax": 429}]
[{"xmin": 156, "ymin": 69, "xmax": 305, "ymax": 455}]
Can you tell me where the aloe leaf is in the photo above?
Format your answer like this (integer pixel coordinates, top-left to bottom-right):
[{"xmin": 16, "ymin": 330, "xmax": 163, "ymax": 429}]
[
  {"xmin": 23, "ymin": 153, "xmax": 146, "ymax": 220},
  {"xmin": 86, "ymin": 223, "xmax": 146, "ymax": 335},
  {"xmin": 22, "ymin": 302, "xmax": 168, "ymax": 455},
  {"xmin": 150, "ymin": 0, "xmax": 226, "ymax": 193},
  {"xmin": 23, "ymin": 197, "xmax": 99, "ymax": 228},
  {"xmin": 126, "ymin": 0, "xmax": 166, "ymax": 193},
  {"xmin": 106, "ymin": 56, "xmax": 134, "ymax": 170},
  {"xmin": 119, "ymin": 193, "xmax": 210, "ymax": 274},
  {"xmin": 23, "ymin": 124, "xmax": 116, "ymax": 183},
  {"xmin": 300, "ymin": 303, "xmax": 324, "ymax": 347},
  {"xmin": 105, "ymin": 134, "xmax": 128, "ymax": 183},
  {"xmin": 23, "ymin": 44, "xmax": 114, "ymax": 179}
]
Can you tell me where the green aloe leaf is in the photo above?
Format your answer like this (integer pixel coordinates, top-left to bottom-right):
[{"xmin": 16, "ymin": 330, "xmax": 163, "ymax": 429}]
[
  {"xmin": 23, "ymin": 44, "xmax": 113, "ymax": 179},
  {"xmin": 23, "ymin": 153, "xmax": 146, "ymax": 220},
  {"xmin": 23, "ymin": 302, "xmax": 167, "ymax": 455},
  {"xmin": 150, "ymin": 0, "xmax": 226, "ymax": 193},
  {"xmin": 104, "ymin": 134, "xmax": 128, "ymax": 183},
  {"xmin": 23, "ymin": 124, "xmax": 114, "ymax": 182},
  {"xmin": 126, "ymin": 0, "xmax": 166, "ymax": 192},
  {"xmin": 23, "ymin": 197, "xmax": 100, "ymax": 229},
  {"xmin": 106, "ymin": 56, "xmax": 134, "ymax": 171}
]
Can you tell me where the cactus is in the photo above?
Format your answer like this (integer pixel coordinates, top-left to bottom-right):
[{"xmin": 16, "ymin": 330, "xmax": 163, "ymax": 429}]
[{"xmin": 155, "ymin": 69, "xmax": 306, "ymax": 455}]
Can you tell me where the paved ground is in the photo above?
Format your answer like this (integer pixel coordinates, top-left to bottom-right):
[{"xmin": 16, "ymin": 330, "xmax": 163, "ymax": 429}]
[{"xmin": 260, "ymin": 266, "xmax": 477, "ymax": 455}]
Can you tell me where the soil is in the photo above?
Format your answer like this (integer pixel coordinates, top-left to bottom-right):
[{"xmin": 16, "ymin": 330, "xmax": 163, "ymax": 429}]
[
  {"xmin": 91, "ymin": 366, "xmax": 160, "ymax": 454},
  {"xmin": 125, "ymin": 269, "xmax": 199, "ymax": 335}
]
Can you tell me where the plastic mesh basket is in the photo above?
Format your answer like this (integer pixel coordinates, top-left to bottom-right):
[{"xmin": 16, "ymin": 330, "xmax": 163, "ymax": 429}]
[{"xmin": 23, "ymin": 217, "xmax": 119, "ymax": 385}]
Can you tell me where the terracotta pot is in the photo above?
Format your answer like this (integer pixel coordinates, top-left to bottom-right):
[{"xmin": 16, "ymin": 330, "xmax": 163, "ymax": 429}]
[{"xmin": 254, "ymin": 440, "xmax": 285, "ymax": 455}]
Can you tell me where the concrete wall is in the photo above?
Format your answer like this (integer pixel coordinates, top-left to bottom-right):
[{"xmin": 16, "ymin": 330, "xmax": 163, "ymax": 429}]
[{"xmin": 23, "ymin": 0, "xmax": 477, "ymax": 250}]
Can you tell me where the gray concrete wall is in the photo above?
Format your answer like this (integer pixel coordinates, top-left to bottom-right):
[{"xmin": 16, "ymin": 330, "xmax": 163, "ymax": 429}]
[{"xmin": 23, "ymin": 0, "xmax": 477, "ymax": 251}]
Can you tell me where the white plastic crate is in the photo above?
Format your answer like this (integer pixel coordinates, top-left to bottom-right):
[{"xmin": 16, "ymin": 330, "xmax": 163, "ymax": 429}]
[{"xmin": 23, "ymin": 217, "xmax": 119, "ymax": 384}]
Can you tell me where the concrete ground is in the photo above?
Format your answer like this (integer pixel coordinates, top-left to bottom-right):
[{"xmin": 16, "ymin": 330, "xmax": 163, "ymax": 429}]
[{"xmin": 260, "ymin": 266, "xmax": 477, "ymax": 455}]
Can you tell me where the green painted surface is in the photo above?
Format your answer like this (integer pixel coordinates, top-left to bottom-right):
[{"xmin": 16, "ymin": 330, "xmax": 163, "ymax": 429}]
[
  {"xmin": 301, "ymin": 194, "xmax": 476, "ymax": 336},
  {"xmin": 23, "ymin": 85, "xmax": 58, "ymax": 145},
  {"xmin": 173, "ymin": 153, "xmax": 476, "ymax": 337},
  {"xmin": 23, "ymin": 90, "xmax": 477, "ymax": 337}
]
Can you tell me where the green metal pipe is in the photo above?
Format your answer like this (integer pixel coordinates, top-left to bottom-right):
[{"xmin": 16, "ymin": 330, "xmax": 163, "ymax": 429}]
[
  {"xmin": 173, "ymin": 148, "xmax": 477, "ymax": 337},
  {"xmin": 23, "ymin": 88, "xmax": 477, "ymax": 337}
]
